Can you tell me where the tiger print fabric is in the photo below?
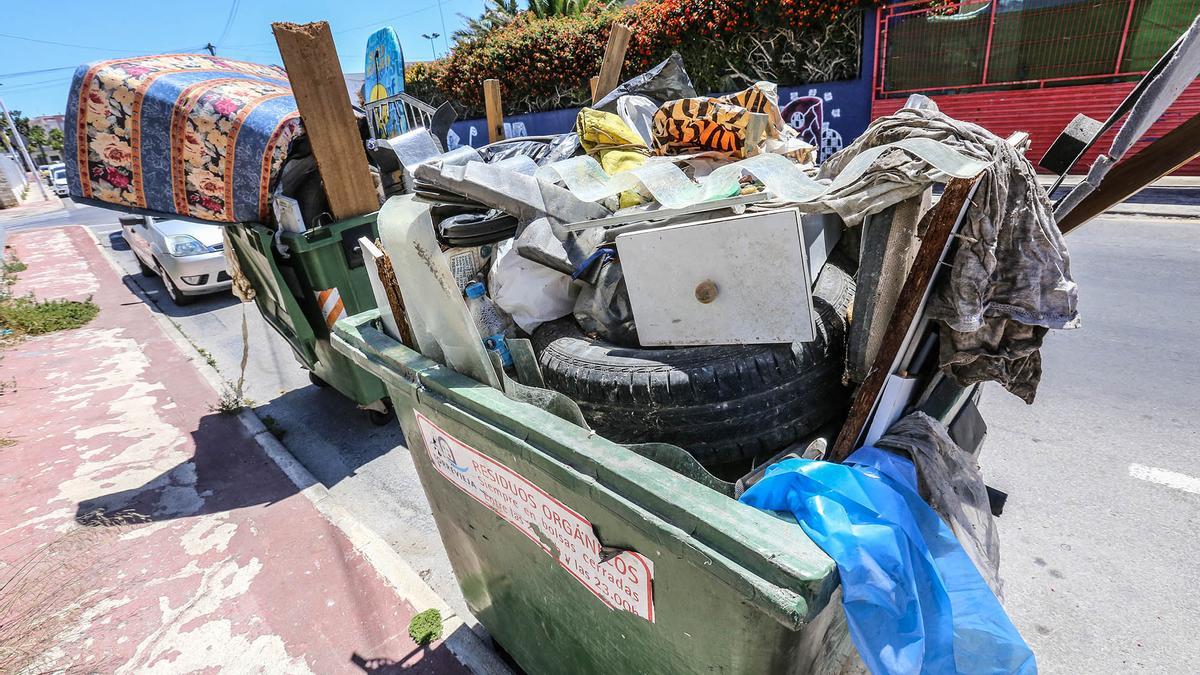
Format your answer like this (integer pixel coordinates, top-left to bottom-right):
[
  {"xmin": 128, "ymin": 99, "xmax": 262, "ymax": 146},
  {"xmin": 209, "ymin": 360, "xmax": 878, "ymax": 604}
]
[{"xmin": 650, "ymin": 82, "xmax": 784, "ymax": 159}]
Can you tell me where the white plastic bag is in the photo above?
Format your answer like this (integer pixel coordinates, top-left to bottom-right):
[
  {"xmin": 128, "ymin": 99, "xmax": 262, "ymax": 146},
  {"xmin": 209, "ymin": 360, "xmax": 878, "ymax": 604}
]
[{"xmin": 489, "ymin": 238, "xmax": 577, "ymax": 333}]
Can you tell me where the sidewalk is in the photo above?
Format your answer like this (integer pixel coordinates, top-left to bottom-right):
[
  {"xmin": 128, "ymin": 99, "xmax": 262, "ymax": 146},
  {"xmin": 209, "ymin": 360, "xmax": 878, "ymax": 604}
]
[
  {"xmin": 0, "ymin": 187, "xmax": 64, "ymax": 223},
  {"xmin": 0, "ymin": 226, "xmax": 471, "ymax": 673}
]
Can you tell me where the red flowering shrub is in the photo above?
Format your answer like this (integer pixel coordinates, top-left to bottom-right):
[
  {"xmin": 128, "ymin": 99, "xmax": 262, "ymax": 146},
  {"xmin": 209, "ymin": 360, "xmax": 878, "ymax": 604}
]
[{"xmin": 408, "ymin": 0, "xmax": 876, "ymax": 117}]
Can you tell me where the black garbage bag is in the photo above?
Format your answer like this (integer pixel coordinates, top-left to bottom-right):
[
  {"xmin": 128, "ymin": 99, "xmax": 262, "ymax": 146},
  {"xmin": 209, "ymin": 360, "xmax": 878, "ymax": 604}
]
[
  {"xmin": 573, "ymin": 258, "xmax": 638, "ymax": 346},
  {"xmin": 481, "ymin": 133, "xmax": 582, "ymax": 166},
  {"xmin": 592, "ymin": 53, "xmax": 697, "ymax": 114}
]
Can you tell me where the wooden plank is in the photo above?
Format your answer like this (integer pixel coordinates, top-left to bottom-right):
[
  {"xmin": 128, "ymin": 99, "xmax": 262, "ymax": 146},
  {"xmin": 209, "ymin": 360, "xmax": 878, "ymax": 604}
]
[
  {"xmin": 830, "ymin": 178, "xmax": 979, "ymax": 462},
  {"xmin": 272, "ymin": 21, "xmax": 378, "ymax": 221},
  {"xmin": 589, "ymin": 76, "xmax": 600, "ymax": 101},
  {"xmin": 484, "ymin": 79, "xmax": 504, "ymax": 143},
  {"xmin": 1057, "ymin": 111, "xmax": 1200, "ymax": 234},
  {"xmin": 593, "ymin": 23, "xmax": 632, "ymax": 104}
]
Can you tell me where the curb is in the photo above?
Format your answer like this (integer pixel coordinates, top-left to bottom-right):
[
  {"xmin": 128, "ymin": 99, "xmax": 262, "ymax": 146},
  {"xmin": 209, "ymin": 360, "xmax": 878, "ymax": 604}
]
[{"xmin": 82, "ymin": 225, "xmax": 509, "ymax": 675}]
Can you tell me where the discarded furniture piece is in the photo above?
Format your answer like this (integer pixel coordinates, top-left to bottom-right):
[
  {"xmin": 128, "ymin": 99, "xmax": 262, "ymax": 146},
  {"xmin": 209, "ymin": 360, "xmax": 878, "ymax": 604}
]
[{"xmin": 615, "ymin": 208, "xmax": 817, "ymax": 347}]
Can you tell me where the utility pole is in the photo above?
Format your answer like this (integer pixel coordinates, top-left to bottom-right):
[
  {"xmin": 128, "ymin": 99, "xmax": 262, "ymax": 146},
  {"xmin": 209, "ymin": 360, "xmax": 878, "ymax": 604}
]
[
  {"xmin": 0, "ymin": 91, "xmax": 49, "ymax": 200},
  {"xmin": 205, "ymin": 42, "xmax": 216, "ymax": 55}
]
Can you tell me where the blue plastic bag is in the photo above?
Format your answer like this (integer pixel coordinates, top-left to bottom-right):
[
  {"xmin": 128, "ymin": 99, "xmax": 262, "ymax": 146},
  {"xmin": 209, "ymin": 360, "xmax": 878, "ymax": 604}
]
[{"xmin": 740, "ymin": 446, "xmax": 1036, "ymax": 674}]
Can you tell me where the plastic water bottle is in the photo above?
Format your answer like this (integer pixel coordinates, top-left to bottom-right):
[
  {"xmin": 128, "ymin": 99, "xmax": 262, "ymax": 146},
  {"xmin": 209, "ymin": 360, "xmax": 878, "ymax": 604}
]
[{"xmin": 464, "ymin": 281, "xmax": 514, "ymax": 368}]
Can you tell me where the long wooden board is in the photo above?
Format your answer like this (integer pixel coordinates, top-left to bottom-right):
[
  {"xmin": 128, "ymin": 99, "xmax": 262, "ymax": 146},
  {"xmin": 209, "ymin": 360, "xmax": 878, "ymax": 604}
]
[{"xmin": 273, "ymin": 21, "xmax": 379, "ymax": 221}]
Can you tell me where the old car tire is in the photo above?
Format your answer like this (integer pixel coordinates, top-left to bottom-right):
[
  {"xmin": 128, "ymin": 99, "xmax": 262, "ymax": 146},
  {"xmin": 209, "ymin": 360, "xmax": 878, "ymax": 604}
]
[
  {"xmin": 157, "ymin": 263, "xmax": 195, "ymax": 306},
  {"xmin": 533, "ymin": 260, "xmax": 854, "ymax": 466}
]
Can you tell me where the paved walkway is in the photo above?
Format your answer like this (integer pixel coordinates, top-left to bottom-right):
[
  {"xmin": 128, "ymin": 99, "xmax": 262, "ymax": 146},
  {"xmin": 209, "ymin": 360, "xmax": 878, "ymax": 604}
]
[{"xmin": 0, "ymin": 226, "xmax": 467, "ymax": 674}]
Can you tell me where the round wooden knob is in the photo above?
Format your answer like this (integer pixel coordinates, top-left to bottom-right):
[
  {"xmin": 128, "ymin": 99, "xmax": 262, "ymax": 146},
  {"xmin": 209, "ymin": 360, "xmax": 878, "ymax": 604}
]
[{"xmin": 694, "ymin": 280, "xmax": 718, "ymax": 304}]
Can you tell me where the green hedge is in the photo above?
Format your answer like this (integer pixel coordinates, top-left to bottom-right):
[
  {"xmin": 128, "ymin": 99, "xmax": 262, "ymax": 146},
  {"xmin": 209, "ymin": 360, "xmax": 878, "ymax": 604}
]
[{"xmin": 408, "ymin": 0, "xmax": 872, "ymax": 118}]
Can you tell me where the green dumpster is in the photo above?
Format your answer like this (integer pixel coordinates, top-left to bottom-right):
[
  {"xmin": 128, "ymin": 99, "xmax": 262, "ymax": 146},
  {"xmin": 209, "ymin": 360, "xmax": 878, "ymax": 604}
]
[
  {"xmin": 225, "ymin": 213, "xmax": 388, "ymax": 408},
  {"xmin": 332, "ymin": 310, "xmax": 854, "ymax": 674}
]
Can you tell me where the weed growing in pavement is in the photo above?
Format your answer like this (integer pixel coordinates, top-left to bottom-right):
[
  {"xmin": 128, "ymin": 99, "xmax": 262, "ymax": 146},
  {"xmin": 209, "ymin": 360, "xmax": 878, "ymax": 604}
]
[
  {"xmin": 195, "ymin": 346, "xmax": 219, "ymax": 370},
  {"xmin": 0, "ymin": 509, "xmax": 146, "ymax": 673},
  {"xmin": 407, "ymin": 608, "xmax": 444, "ymax": 645},
  {"xmin": 210, "ymin": 383, "xmax": 254, "ymax": 414},
  {"xmin": 0, "ymin": 295, "xmax": 99, "ymax": 337},
  {"xmin": 0, "ymin": 254, "xmax": 99, "ymax": 343}
]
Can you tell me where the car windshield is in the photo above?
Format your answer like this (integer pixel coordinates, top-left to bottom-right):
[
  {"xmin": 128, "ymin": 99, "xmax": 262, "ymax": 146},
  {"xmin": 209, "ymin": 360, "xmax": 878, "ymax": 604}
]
[{"xmin": 52, "ymin": 169, "xmax": 66, "ymax": 181}]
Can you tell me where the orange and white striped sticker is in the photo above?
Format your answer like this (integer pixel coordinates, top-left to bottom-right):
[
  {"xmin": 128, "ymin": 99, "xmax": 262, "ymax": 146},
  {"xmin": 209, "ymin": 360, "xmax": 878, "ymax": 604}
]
[{"xmin": 316, "ymin": 288, "xmax": 347, "ymax": 330}]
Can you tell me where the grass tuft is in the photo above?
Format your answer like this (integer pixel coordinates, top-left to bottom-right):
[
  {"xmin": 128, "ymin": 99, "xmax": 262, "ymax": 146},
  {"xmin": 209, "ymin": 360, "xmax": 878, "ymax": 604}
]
[
  {"xmin": 407, "ymin": 608, "xmax": 444, "ymax": 646},
  {"xmin": 0, "ymin": 295, "xmax": 99, "ymax": 337}
]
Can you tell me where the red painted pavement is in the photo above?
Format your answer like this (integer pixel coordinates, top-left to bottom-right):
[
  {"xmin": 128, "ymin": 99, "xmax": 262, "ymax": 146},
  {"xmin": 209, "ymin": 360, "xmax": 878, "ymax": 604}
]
[{"xmin": 0, "ymin": 226, "xmax": 467, "ymax": 674}]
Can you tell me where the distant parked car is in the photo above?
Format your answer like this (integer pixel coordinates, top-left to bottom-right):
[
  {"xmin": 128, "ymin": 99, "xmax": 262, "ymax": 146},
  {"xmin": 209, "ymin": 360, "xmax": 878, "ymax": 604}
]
[
  {"xmin": 119, "ymin": 215, "xmax": 231, "ymax": 305},
  {"xmin": 50, "ymin": 167, "xmax": 69, "ymax": 196},
  {"xmin": 42, "ymin": 162, "xmax": 64, "ymax": 183}
]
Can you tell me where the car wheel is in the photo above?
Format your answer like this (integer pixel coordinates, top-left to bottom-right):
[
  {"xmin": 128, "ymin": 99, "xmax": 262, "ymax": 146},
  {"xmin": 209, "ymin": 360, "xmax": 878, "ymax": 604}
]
[
  {"xmin": 308, "ymin": 371, "xmax": 330, "ymax": 388},
  {"xmin": 157, "ymin": 263, "xmax": 195, "ymax": 306},
  {"xmin": 137, "ymin": 256, "xmax": 156, "ymax": 277},
  {"xmin": 532, "ymin": 259, "xmax": 855, "ymax": 467}
]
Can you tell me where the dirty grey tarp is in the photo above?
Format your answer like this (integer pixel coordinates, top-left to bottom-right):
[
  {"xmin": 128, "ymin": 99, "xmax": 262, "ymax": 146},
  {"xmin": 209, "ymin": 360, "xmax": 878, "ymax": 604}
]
[
  {"xmin": 877, "ymin": 411, "xmax": 1003, "ymax": 599},
  {"xmin": 821, "ymin": 106, "xmax": 1079, "ymax": 402}
]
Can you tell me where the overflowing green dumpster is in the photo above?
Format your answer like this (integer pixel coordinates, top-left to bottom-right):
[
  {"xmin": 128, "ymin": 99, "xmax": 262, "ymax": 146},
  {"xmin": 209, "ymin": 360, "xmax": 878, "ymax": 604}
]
[
  {"xmin": 225, "ymin": 213, "xmax": 388, "ymax": 411},
  {"xmin": 333, "ymin": 310, "xmax": 855, "ymax": 674}
]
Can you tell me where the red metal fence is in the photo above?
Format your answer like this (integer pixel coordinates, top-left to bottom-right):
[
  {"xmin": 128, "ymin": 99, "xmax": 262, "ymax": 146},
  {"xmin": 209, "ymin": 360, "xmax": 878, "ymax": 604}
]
[{"xmin": 874, "ymin": 0, "xmax": 1200, "ymax": 98}]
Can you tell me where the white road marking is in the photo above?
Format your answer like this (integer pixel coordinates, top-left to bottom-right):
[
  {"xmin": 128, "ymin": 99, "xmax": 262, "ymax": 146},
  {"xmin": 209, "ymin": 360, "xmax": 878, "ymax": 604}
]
[{"xmin": 1128, "ymin": 463, "xmax": 1200, "ymax": 495}]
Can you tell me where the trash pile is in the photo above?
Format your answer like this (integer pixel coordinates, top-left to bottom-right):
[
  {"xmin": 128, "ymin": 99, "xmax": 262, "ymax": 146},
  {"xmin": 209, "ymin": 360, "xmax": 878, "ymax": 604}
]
[{"xmin": 368, "ymin": 54, "xmax": 1077, "ymax": 673}]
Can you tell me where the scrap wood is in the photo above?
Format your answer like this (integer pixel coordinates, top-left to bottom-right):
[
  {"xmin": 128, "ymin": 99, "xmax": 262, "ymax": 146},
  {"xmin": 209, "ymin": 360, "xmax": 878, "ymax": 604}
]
[
  {"xmin": 830, "ymin": 177, "xmax": 980, "ymax": 463},
  {"xmin": 484, "ymin": 79, "xmax": 504, "ymax": 144},
  {"xmin": 593, "ymin": 23, "xmax": 633, "ymax": 104},
  {"xmin": 272, "ymin": 21, "xmax": 378, "ymax": 220},
  {"xmin": 374, "ymin": 243, "xmax": 415, "ymax": 349},
  {"xmin": 1057, "ymin": 110, "xmax": 1200, "ymax": 234}
]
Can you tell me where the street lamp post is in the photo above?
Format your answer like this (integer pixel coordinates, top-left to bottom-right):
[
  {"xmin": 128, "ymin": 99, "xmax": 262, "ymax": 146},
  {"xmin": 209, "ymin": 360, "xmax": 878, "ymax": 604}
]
[{"xmin": 421, "ymin": 33, "xmax": 441, "ymax": 59}]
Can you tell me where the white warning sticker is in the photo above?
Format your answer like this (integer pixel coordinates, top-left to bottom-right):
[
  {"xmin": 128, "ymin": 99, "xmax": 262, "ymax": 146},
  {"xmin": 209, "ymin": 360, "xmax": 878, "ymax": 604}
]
[{"xmin": 415, "ymin": 412, "xmax": 655, "ymax": 622}]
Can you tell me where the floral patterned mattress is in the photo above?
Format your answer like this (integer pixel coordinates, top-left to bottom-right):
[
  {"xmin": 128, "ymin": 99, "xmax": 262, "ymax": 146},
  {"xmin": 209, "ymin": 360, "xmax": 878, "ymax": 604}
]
[{"xmin": 64, "ymin": 54, "xmax": 304, "ymax": 223}]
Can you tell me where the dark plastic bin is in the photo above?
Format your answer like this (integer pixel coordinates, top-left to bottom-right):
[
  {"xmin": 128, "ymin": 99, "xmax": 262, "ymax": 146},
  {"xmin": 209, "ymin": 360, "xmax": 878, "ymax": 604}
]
[{"xmin": 224, "ymin": 214, "xmax": 387, "ymax": 406}]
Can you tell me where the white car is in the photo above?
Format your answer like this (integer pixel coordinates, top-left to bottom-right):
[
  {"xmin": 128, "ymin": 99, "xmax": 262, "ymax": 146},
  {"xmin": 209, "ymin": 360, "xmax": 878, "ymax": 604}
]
[
  {"xmin": 50, "ymin": 167, "xmax": 69, "ymax": 197},
  {"xmin": 119, "ymin": 214, "xmax": 231, "ymax": 305}
]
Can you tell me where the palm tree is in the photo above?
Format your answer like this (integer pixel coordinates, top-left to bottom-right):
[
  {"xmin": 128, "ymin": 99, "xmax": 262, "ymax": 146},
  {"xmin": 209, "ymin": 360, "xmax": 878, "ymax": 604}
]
[
  {"xmin": 527, "ymin": 0, "xmax": 620, "ymax": 19},
  {"xmin": 453, "ymin": 0, "xmax": 520, "ymax": 44}
]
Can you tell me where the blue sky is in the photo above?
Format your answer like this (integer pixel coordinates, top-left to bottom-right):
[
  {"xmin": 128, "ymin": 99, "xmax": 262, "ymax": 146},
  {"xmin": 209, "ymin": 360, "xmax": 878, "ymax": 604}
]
[{"xmin": 0, "ymin": 0, "xmax": 488, "ymax": 117}]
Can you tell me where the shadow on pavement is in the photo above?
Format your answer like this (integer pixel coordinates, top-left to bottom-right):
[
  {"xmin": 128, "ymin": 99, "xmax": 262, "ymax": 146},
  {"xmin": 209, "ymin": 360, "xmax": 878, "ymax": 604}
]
[
  {"xmin": 74, "ymin": 381, "xmax": 404, "ymax": 526},
  {"xmin": 107, "ymin": 231, "xmax": 131, "ymax": 251},
  {"xmin": 72, "ymin": 408, "xmax": 337, "ymax": 525},
  {"xmin": 119, "ymin": 271, "xmax": 239, "ymax": 318}
]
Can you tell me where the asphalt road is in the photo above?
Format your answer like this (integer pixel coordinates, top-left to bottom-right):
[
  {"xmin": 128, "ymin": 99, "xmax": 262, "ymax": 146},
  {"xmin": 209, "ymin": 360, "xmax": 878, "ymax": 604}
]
[{"xmin": 5, "ymin": 200, "xmax": 1198, "ymax": 671}]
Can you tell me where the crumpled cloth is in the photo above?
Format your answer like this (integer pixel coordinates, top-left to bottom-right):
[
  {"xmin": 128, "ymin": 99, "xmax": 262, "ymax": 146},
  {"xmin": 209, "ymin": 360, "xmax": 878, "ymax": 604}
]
[
  {"xmin": 877, "ymin": 412, "xmax": 1003, "ymax": 599},
  {"xmin": 821, "ymin": 107, "xmax": 1079, "ymax": 402},
  {"xmin": 576, "ymin": 107, "xmax": 649, "ymax": 208},
  {"xmin": 740, "ymin": 445, "xmax": 1035, "ymax": 675}
]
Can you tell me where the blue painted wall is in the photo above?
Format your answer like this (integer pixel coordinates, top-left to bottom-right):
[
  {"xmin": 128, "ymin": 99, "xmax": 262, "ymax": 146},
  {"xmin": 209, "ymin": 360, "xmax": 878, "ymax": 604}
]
[{"xmin": 447, "ymin": 9, "xmax": 877, "ymax": 162}]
